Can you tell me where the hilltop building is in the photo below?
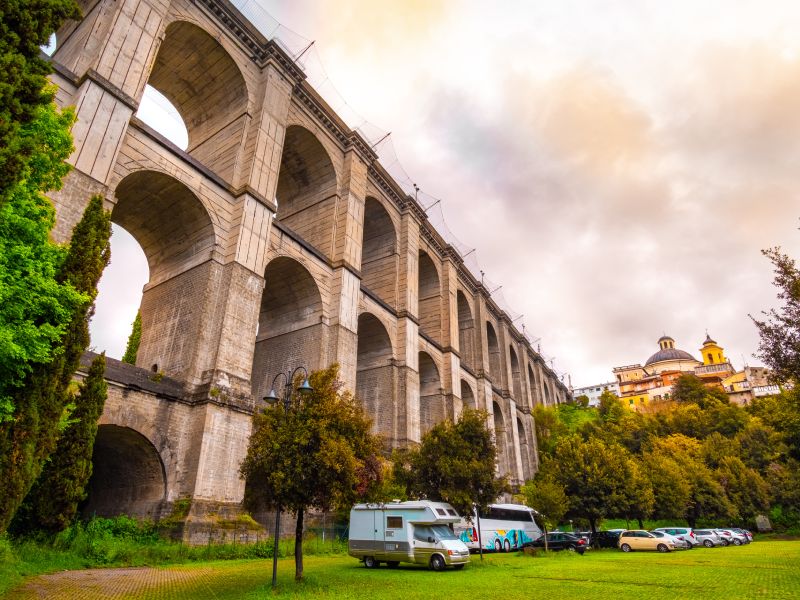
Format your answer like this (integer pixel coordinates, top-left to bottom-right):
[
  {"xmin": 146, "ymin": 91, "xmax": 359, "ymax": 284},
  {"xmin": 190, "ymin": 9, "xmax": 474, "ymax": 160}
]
[
  {"xmin": 571, "ymin": 381, "xmax": 620, "ymax": 407},
  {"xmin": 610, "ymin": 334, "xmax": 775, "ymax": 410}
]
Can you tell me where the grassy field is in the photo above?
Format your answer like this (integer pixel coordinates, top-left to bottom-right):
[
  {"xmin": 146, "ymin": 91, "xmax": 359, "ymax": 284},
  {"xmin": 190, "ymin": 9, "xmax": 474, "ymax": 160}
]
[{"xmin": 5, "ymin": 540, "xmax": 799, "ymax": 599}]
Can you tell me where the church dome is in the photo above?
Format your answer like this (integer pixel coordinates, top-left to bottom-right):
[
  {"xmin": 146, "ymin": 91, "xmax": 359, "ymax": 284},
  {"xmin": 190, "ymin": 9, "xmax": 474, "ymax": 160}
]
[{"xmin": 644, "ymin": 347, "xmax": 696, "ymax": 366}]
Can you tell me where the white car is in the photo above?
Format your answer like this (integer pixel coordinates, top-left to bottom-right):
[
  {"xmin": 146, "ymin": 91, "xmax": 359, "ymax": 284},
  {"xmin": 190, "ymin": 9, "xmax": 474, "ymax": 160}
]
[
  {"xmin": 650, "ymin": 530, "xmax": 690, "ymax": 549},
  {"xmin": 716, "ymin": 529, "xmax": 748, "ymax": 546},
  {"xmin": 653, "ymin": 527, "xmax": 699, "ymax": 548}
]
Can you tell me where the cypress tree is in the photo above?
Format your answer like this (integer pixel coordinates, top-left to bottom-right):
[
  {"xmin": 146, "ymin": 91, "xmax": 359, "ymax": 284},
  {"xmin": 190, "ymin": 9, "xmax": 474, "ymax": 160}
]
[
  {"xmin": 122, "ymin": 311, "xmax": 142, "ymax": 365},
  {"xmin": 0, "ymin": 195, "xmax": 111, "ymax": 532},
  {"xmin": 0, "ymin": 0, "xmax": 81, "ymax": 202},
  {"xmin": 10, "ymin": 354, "xmax": 108, "ymax": 534}
]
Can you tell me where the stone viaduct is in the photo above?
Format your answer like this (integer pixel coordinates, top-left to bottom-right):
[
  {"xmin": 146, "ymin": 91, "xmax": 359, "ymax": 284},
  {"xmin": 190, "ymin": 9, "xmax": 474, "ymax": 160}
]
[{"xmin": 47, "ymin": 0, "xmax": 571, "ymax": 524}]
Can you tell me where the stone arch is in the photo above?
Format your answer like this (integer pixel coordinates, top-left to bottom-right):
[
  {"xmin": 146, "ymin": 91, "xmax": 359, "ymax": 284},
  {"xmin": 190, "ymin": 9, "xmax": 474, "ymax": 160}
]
[
  {"xmin": 356, "ymin": 312, "xmax": 395, "ymax": 441},
  {"xmin": 493, "ymin": 399, "xmax": 508, "ymax": 476},
  {"xmin": 419, "ymin": 351, "xmax": 443, "ymax": 435},
  {"xmin": 543, "ymin": 381, "xmax": 552, "ymax": 405},
  {"xmin": 251, "ymin": 257, "xmax": 324, "ymax": 400},
  {"xmin": 509, "ymin": 345, "xmax": 523, "ymax": 404},
  {"xmin": 111, "ymin": 170, "xmax": 217, "ymax": 379},
  {"xmin": 486, "ymin": 322, "xmax": 501, "ymax": 383},
  {"xmin": 418, "ymin": 251, "xmax": 442, "ymax": 345},
  {"xmin": 83, "ymin": 425, "xmax": 166, "ymax": 519},
  {"xmin": 527, "ymin": 363, "xmax": 539, "ymax": 406},
  {"xmin": 145, "ymin": 20, "xmax": 249, "ymax": 181},
  {"xmin": 361, "ymin": 197, "xmax": 398, "ymax": 308},
  {"xmin": 276, "ymin": 125, "xmax": 339, "ymax": 259},
  {"xmin": 460, "ymin": 379, "xmax": 476, "ymax": 410},
  {"xmin": 457, "ymin": 291, "xmax": 476, "ymax": 371},
  {"xmin": 517, "ymin": 416, "xmax": 532, "ymax": 481}
]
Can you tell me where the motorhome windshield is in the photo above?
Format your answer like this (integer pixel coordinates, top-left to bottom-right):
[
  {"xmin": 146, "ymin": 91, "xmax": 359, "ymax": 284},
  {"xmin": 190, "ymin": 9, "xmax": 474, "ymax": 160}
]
[{"xmin": 431, "ymin": 525, "xmax": 458, "ymax": 541}]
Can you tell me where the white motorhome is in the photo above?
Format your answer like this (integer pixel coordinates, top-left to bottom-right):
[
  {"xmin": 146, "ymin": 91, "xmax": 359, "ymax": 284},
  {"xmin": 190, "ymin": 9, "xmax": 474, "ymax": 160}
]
[{"xmin": 349, "ymin": 501, "xmax": 470, "ymax": 571}]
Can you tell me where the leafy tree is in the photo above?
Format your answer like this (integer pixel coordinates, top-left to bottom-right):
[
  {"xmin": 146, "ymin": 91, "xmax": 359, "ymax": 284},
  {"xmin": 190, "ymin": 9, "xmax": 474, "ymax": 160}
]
[
  {"xmin": 748, "ymin": 390, "xmax": 800, "ymax": 460},
  {"xmin": 701, "ymin": 432, "xmax": 738, "ymax": 469},
  {"xmin": 575, "ymin": 394, "xmax": 590, "ymax": 409},
  {"xmin": 715, "ymin": 456, "xmax": 769, "ymax": 525},
  {"xmin": 0, "ymin": 101, "xmax": 80, "ymax": 423},
  {"xmin": 540, "ymin": 435, "xmax": 634, "ymax": 533},
  {"xmin": 641, "ymin": 451, "xmax": 691, "ymax": 520},
  {"xmin": 751, "ymin": 247, "xmax": 800, "ymax": 383},
  {"xmin": 0, "ymin": 0, "xmax": 80, "ymax": 200},
  {"xmin": 598, "ymin": 390, "xmax": 626, "ymax": 423},
  {"xmin": 623, "ymin": 457, "xmax": 655, "ymax": 529},
  {"xmin": 671, "ymin": 374, "xmax": 728, "ymax": 408},
  {"xmin": 735, "ymin": 419, "xmax": 786, "ymax": 471},
  {"xmin": 532, "ymin": 404, "xmax": 568, "ymax": 459},
  {"xmin": 121, "ymin": 311, "xmax": 141, "ymax": 365},
  {"xmin": 10, "ymin": 353, "xmax": 107, "ymax": 534},
  {"xmin": 0, "ymin": 195, "xmax": 111, "ymax": 532},
  {"xmin": 393, "ymin": 409, "xmax": 507, "ymax": 519},
  {"xmin": 517, "ymin": 477, "xmax": 567, "ymax": 551},
  {"xmin": 240, "ymin": 364, "xmax": 382, "ymax": 581}
]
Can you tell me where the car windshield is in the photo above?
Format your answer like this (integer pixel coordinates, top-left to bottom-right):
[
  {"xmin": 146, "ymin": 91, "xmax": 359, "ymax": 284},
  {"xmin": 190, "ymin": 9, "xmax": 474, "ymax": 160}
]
[{"xmin": 430, "ymin": 525, "xmax": 458, "ymax": 541}]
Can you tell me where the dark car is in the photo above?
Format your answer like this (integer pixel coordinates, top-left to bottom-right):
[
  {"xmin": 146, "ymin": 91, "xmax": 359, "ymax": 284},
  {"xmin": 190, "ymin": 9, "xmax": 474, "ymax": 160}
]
[
  {"xmin": 522, "ymin": 532, "xmax": 587, "ymax": 554},
  {"xmin": 581, "ymin": 530, "xmax": 623, "ymax": 549}
]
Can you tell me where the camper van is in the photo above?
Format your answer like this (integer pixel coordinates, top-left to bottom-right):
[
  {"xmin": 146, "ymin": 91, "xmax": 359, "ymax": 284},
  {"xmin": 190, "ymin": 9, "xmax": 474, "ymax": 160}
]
[{"xmin": 349, "ymin": 501, "xmax": 471, "ymax": 571}]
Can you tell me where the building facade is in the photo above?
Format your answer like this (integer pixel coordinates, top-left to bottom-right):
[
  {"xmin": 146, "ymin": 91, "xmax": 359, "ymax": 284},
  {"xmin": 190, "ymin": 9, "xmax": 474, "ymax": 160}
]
[{"xmin": 45, "ymin": 0, "xmax": 570, "ymax": 525}]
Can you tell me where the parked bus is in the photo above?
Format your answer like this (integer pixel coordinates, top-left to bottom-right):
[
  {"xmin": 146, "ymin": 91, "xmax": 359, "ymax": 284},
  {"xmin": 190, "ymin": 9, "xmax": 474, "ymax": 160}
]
[{"xmin": 455, "ymin": 503, "xmax": 542, "ymax": 552}]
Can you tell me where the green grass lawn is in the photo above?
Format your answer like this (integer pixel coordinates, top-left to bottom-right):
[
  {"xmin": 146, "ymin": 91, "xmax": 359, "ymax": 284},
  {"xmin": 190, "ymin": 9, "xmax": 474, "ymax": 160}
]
[{"xmin": 6, "ymin": 541, "xmax": 799, "ymax": 599}]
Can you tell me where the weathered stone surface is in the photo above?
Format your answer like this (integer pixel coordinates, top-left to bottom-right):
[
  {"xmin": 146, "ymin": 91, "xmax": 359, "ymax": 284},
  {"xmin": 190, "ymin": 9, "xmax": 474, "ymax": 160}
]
[{"xmin": 56, "ymin": 0, "xmax": 571, "ymax": 532}]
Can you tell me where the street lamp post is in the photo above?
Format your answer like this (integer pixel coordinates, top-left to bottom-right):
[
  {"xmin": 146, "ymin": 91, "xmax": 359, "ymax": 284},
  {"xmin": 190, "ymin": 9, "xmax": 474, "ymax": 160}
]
[{"xmin": 263, "ymin": 366, "xmax": 313, "ymax": 589}]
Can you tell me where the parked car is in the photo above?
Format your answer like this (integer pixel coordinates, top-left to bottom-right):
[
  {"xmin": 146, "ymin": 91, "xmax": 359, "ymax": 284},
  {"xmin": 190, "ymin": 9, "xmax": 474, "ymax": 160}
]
[
  {"xmin": 618, "ymin": 530, "xmax": 675, "ymax": 553},
  {"xmin": 653, "ymin": 527, "xmax": 699, "ymax": 548},
  {"xmin": 522, "ymin": 532, "xmax": 587, "ymax": 554},
  {"xmin": 717, "ymin": 529, "xmax": 748, "ymax": 546},
  {"xmin": 579, "ymin": 530, "xmax": 624, "ymax": 549},
  {"xmin": 693, "ymin": 529, "xmax": 725, "ymax": 547},
  {"xmin": 650, "ymin": 530, "xmax": 690, "ymax": 549},
  {"xmin": 730, "ymin": 528, "xmax": 753, "ymax": 542}
]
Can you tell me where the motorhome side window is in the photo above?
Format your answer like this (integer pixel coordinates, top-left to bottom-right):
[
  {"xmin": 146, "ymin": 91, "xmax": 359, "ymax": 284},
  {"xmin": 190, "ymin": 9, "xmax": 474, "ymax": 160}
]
[
  {"xmin": 386, "ymin": 516, "xmax": 402, "ymax": 528},
  {"xmin": 413, "ymin": 526, "xmax": 434, "ymax": 541}
]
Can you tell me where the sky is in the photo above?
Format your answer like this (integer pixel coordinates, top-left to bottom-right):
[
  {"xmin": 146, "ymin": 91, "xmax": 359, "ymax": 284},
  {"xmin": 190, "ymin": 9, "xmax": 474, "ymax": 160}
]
[{"xmin": 90, "ymin": 0, "xmax": 800, "ymax": 387}]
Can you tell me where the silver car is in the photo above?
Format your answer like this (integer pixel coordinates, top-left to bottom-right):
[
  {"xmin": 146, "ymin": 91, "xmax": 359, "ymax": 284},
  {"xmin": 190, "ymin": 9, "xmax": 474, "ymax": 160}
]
[
  {"xmin": 693, "ymin": 529, "xmax": 725, "ymax": 547},
  {"xmin": 650, "ymin": 530, "xmax": 689, "ymax": 549},
  {"xmin": 717, "ymin": 529, "xmax": 748, "ymax": 546},
  {"xmin": 653, "ymin": 527, "xmax": 699, "ymax": 548}
]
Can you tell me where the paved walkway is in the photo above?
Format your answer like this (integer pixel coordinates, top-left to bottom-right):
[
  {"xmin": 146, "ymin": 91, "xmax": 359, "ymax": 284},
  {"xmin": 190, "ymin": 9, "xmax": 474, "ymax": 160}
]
[{"xmin": 6, "ymin": 566, "xmax": 219, "ymax": 599}]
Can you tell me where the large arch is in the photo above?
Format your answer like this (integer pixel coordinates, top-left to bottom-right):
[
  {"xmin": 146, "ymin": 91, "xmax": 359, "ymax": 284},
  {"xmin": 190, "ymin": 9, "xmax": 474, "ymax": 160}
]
[
  {"xmin": 419, "ymin": 351, "xmax": 443, "ymax": 435},
  {"xmin": 356, "ymin": 313, "xmax": 394, "ymax": 442},
  {"xmin": 251, "ymin": 257, "xmax": 324, "ymax": 400},
  {"xmin": 418, "ymin": 251, "xmax": 442, "ymax": 345},
  {"xmin": 461, "ymin": 379, "xmax": 476, "ymax": 411},
  {"xmin": 361, "ymin": 197, "xmax": 398, "ymax": 308},
  {"xmin": 486, "ymin": 322, "xmax": 501, "ymax": 384},
  {"xmin": 493, "ymin": 399, "xmax": 509, "ymax": 477},
  {"xmin": 145, "ymin": 21, "xmax": 249, "ymax": 181},
  {"xmin": 543, "ymin": 381, "xmax": 552, "ymax": 405},
  {"xmin": 112, "ymin": 170, "xmax": 217, "ymax": 380},
  {"xmin": 509, "ymin": 346, "xmax": 523, "ymax": 405},
  {"xmin": 276, "ymin": 125, "xmax": 338, "ymax": 258},
  {"xmin": 83, "ymin": 425, "xmax": 166, "ymax": 519},
  {"xmin": 457, "ymin": 291, "xmax": 476, "ymax": 371}
]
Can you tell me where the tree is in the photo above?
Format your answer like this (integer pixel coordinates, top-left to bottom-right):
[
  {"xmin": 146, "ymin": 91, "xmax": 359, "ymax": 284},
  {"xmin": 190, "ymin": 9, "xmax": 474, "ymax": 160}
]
[
  {"xmin": 598, "ymin": 390, "xmax": 626, "ymax": 424},
  {"xmin": 715, "ymin": 456, "xmax": 770, "ymax": 526},
  {"xmin": 240, "ymin": 364, "xmax": 382, "ymax": 581},
  {"xmin": 641, "ymin": 451, "xmax": 691, "ymax": 521},
  {"xmin": 517, "ymin": 477, "xmax": 567, "ymax": 551},
  {"xmin": 671, "ymin": 374, "xmax": 728, "ymax": 408},
  {"xmin": 0, "ymin": 100, "xmax": 81, "ymax": 423},
  {"xmin": 393, "ymin": 409, "xmax": 507, "ymax": 519},
  {"xmin": 0, "ymin": 0, "xmax": 81, "ymax": 200},
  {"xmin": 623, "ymin": 457, "xmax": 655, "ymax": 529},
  {"xmin": 540, "ymin": 435, "xmax": 635, "ymax": 533},
  {"xmin": 9, "ymin": 353, "xmax": 107, "ymax": 534},
  {"xmin": 532, "ymin": 404, "xmax": 568, "ymax": 459},
  {"xmin": 575, "ymin": 394, "xmax": 590, "ymax": 409},
  {"xmin": 121, "ymin": 311, "xmax": 141, "ymax": 365},
  {"xmin": 0, "ymin": 195, "xmax": 111, "ymax": 532},
  {"xmin": 751, "ymin": 247, "xmax": 800, "ymax": 383}
]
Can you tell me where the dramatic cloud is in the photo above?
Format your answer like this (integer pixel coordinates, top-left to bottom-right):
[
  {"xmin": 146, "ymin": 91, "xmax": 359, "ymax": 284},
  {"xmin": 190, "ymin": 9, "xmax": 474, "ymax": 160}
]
[{"xmin": 90, "ymin": 0, "xmax": 800, "ymax": 387}]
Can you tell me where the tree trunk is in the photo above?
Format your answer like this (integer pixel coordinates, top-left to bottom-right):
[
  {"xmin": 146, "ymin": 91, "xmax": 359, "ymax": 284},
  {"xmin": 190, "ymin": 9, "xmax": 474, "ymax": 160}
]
[
  {"xmin": 295, "ymin": 509, "xmax": 304, "ymax": 581},
  {"xmin": 589, "ymin": 518, "xmax": 597, "ymax": 535},
  {"xmin": 637, "ymin": 517, "xmax": 644, "ymax": 529},
  {"xmin": 543, "ymin": 524, "xmax": 549, "ymax": 552}
]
